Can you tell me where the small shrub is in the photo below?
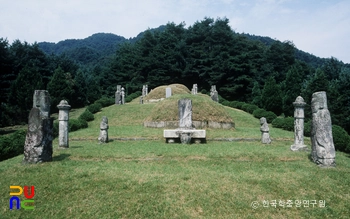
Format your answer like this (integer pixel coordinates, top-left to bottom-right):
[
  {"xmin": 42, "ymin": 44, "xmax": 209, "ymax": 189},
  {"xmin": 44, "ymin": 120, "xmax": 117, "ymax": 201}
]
[
  {"xmin": 229, "ymin": 101, "xmax": 245, "ymax": 109},
  {"xmin": 53, "ymin": 121, "xmax": 59, "ymax": 138},
  {"xmin": 87, "ymin": 103, "xmax": 102, "ymax": 114},
  {"xmin": 241, "ymin": 103, "xmax": 259, "ymax": 114},
  {"xmin": 95, "ymin": 97, "xmax": 114, "ymax": 107},
  {"xmin": 253, "ymin": 109, "xmax": 277, "ymax": 123},
  {"xmin": 200, "ymin": 89, "xmax": 208, "ymax": 95},
  {"xmin": 0, "ymin": 129, "xmax": 26, "ymax": 161},
  {"xmin": 69, "ymin": 119, "xmax": 88, "ymax": 132},
  {"xmin": 272, "ymin": 117, "xmax": 294, "ymax": 131},
  {"xmin": 125, "ymin": 91, "xmax": 142, "ymax": 103},
  {"xmin": 78, "ymin": 109, "xmax": 94, "ymax": 122},
  {"xmin": 221, "ymin": 100, "xmax": 231, "ymax": 107},
  {"xmin": 332, "ymin": 125, "xmax": 350, "ymax": 153},
  {"xmin": 304, "ymin": 121, "xmax": 311, "ymax": 137}
]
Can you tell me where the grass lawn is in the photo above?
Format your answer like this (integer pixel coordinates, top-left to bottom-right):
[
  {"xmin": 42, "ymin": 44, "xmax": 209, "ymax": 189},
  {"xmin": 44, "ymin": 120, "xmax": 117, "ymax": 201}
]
[{"xmin": 1, "ymin": 99, "xmax": 349, "ymax": 218}]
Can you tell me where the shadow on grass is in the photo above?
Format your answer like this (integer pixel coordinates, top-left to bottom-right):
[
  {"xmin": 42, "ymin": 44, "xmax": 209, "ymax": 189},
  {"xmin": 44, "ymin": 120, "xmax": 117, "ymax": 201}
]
[
  {"xmin": 53, "ymin": 153, "xmax": 70, "ymax": 161},
  {"xmin": 70, "ymin": 146, "xmax": 84, "ymax": 149}
]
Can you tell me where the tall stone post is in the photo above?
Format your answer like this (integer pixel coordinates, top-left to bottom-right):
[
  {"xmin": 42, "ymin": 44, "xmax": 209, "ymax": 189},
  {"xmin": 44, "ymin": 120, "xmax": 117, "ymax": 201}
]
[
  {"xmin": 115, "ymin": 85, "xmax": 121, "ymax": 105},
  {"xmin": 57, "ymin": 100, "xmax": 71, "ymax": 148},
  {"xmin": 23, "ymin": 90, "xmax": 53, "ymax": 164},
  {"xmin": 291, "ymin": 96, "xmax": 307, "ymax": 151},
  {"xmin": 121, "ymin": 87, "xmax": 125, "ymax": 104},
  {"xmin": 311, "ymin": 91, "xmax": 336, "ymax": 167}
]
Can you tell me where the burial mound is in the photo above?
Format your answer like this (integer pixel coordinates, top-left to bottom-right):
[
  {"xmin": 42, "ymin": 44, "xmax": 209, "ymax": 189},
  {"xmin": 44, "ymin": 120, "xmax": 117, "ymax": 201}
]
[{"xmin": 144, "ymin": 90, "xmax": 234, "ymax": 129}]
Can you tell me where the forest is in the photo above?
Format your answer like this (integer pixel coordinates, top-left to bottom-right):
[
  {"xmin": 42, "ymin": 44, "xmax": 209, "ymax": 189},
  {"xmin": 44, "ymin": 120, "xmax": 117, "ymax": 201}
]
[{"xmin": 1, "ymin": 17, "xmax": 350, "ymax": 136}]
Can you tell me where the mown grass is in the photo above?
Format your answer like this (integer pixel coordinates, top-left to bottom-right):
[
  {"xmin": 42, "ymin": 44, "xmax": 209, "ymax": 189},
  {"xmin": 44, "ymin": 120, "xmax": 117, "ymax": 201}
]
[{"xmin": 1, "ymin": 97, "xmax": 349, "ymax": 218}]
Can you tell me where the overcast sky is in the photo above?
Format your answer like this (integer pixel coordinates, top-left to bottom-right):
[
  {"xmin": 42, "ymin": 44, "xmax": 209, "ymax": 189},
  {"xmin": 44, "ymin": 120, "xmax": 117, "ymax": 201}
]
[{"xmin": 1, "ymin": 0, "xmax": 349, "ymax": 63}]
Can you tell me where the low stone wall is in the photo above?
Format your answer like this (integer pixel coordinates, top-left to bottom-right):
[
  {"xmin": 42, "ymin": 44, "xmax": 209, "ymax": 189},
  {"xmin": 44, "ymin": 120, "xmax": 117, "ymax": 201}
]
[{"xmin": 144, "ymin": 120, "xmax": 235, "ymax": 129}]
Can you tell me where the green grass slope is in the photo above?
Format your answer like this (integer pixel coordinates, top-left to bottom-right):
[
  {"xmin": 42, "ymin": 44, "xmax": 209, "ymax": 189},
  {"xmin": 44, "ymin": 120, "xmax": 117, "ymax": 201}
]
[{"xmin": 1, "ymin": 99, "xmax": 349, "ymax": 218}]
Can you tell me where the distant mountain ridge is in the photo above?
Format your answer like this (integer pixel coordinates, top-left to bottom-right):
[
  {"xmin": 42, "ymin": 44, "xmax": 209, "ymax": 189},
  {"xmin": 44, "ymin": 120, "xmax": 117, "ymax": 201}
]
[{"xmin": 38, "ymin": 27, "xmax": 328, "ymax": 68}]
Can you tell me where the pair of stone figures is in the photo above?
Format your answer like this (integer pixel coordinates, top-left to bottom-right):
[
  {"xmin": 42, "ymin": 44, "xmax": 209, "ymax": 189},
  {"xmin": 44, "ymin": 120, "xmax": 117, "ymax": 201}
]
[{"xmin": 259, "ymin": 92, "xmax": 336, "ymax": 167}]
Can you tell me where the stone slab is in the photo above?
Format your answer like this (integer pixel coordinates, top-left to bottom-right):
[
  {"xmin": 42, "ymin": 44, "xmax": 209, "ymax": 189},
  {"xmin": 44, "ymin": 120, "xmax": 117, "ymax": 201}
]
[{"xmin": 164, "ymin": 129, "xmax": 206, "ymax": 138}]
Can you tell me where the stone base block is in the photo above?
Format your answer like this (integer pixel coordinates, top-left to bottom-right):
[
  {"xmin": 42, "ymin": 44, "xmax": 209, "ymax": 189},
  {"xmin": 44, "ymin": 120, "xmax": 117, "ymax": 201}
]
[
  {"xmin": 290, "ymin": 145, "xmax": 309, "ymax": 151},
  {"xmin": 164, "ymin": 129, "xmax": 206, "ymax": 144}
]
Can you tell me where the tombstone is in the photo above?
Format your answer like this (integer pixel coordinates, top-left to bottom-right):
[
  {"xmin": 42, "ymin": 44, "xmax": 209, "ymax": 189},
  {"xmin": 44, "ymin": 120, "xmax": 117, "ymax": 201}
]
[
  {"xmin": 115, "ymin": 85, "xmax": 121, "ymax": 105},
  {"xmin": 121, "ymin": 87, "xmax": 125, "ymax": 104},
  {"xmin": 23, "ymin": 90, "xmax": 53, "ymax": 164},
  {"xmin": 166, "ymin": 87, "xmax": 172, "ymax": 98},
  {"xmin": 191, "ymin": 84, "xmax": 198, "ymax": 95},
  {"xmin": 178, "ymin": 99, "xmax": 193, "ymax": 129},
  {"xmin": 164, "ymin": 98, "xmax": 206, "ymax": 144},
  {"xmin": 311, "ymin": 91, "xmax": 336, "ymax": 167},
  {"xmin": 290, "ymin": 96, "xmax": 307, "ymax": 151},
  {"xmin": 210, "ymin": 85, "xmax": 219, "ymax": 102},
  {"xmin": 57, "ymin": 100, "xmax": 71, "ymax": 148},
  {"xmin": 145, "ymin": 85, "xmax": 148, "ymax": 95},
  {"xmin": 98, "ymin": 116, "xmax": 109, "ymax": 143},
  {"xmin": 260, "ymin": 117, "xmax": 271, "ymax": 144}
]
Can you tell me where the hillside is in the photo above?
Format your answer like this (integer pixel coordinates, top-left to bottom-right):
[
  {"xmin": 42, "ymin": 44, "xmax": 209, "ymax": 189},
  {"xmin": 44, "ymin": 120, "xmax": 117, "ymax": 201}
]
[{"xmin": 1, "ymin": 99, "xmax": 349, "ymax": 218}]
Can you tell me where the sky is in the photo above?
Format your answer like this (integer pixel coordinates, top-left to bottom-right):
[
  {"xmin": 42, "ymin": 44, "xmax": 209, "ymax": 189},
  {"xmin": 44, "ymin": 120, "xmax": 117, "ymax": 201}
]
[{"xmin": 1, "ymin": 0, "xmax": 349, "ymax": 63}]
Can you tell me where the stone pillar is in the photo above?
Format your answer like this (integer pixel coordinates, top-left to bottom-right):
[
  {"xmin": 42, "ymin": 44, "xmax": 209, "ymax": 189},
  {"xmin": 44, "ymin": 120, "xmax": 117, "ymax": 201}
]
[
  {"xmin": 98, "ymin": 116, "xmax": 109, "ymax": 143},
  {"xmin": 57, "ymin": 100, "xmax": 71, "ymax": 148},
  {"xmin": 115, "ymin": 85, "xmax": 121, "ymax": 105},
  {"xmin": 121, "ymin": 87, "xmax": 125, "ymax": 104},
  {"xmin": 311, "ymin": 91, "xmax": 336, "ymax": 167},
  {"xmin": 23, "ymin": 90, "xmax": 53, "ymax": 164},
  {"xmin": 260, "ymin": 117, "xmax": 271, "ymax": 144},
  {"xmin": 291, "ymin": 96, "xmax": 307, "ymax": 151}
]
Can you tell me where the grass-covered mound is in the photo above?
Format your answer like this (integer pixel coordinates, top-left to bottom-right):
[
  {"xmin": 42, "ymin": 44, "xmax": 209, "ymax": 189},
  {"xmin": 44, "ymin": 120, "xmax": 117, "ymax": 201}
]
[
  {"xmin": 144, "ymin": 84, "xmax": 191, "ymax": 101},
  {"xmin": 144, "ymin": 93, "xmax": 233, "ymax": 124}
]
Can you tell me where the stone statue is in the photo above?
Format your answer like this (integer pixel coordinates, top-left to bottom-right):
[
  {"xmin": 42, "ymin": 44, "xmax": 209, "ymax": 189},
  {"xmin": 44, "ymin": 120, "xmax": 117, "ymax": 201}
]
[
  {"xmin": 311, "ymin": 91, "xmax": 335, "ymax": 167},
  {"xmin": 260, "ymin": 117, "xmax": 271, "ymax": 144},
  {"xmin": 23, "ymin": 90, "xmax": 53, "ymax": 164},
  {"xmin": 98, "ymin": 116, "xmax": 109, "ymax": 143}
]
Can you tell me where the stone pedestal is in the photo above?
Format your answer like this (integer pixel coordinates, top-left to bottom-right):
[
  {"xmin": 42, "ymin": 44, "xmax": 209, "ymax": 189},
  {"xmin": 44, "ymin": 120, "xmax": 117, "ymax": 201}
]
[
  {"xmin": 311, "ymin": 91, "xmax": 336, "ymax": 167},
  {"xmin": 57, "ymin": 100, "xmax": 71, "ymax": 148},
  {"xmin": 23, "ymin": 90, "xmax": 53, "ymax": 164},
  {"xmin": 291, "ymin": 96, "xmax": 307, "ymax": 151}
]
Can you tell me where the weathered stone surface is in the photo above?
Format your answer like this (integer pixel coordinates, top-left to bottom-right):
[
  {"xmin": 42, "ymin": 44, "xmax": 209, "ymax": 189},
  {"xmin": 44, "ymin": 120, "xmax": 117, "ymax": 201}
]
[
  {"xmin": 210, "ymin": 85, "xmax": 219, "ymax": 102},
  {"xmin": 121, "ymin": 87, "xmax": 125, "ymax": 104},
  {"xmin": 33, "ymin": 90, "xmax": 51, "ymax": 118},
  {"xmin": 291, "ymin": 96, "xmax": 308, "ymax": 151},
  {"xmin": 98, "ymin": 116, "xmax": 109, "ymax": 143},
  {"xmin": 311, "ymin": 91, "xmax": 336, "ymax": 167},
  {"xmin": 23, "ymin": 108, "xmax": 53, "ymax": 164},
  {"xmin": 115, "ymin": 85, "xmax": 121, "ymax": 105},
  {"xmin": 164, "ymin": 129, "xmax": 206, "ymax": 138},
  {"xmin": 142, "ymin": 85, "xmax": 148, "ymax": 97},
  {"xmin": 166, "ymin": 87, "xmax": 172, "ymax": 98},
  {"xmin": 57, "ymin": 100, "xmax": 71, "ymax": 148},
  {"xmin": 191, "ymin": 84, "xmax": 198, "ymax": 95},
  {"xmin": 260, "ymin": 117, "xmax": 271, "ymax": 144},
  {"xmin": 178, "ymin": 99, "xmax": 192, "ymax": 129}
]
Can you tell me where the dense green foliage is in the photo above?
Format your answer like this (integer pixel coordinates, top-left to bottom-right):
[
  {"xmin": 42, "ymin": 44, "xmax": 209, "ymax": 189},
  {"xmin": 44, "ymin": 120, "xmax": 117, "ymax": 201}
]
[
  {"xmin": 332, "ymin": 125, "xmax": 350, "ymax": 153},
  {"xmin": 0, "ymin": 130, "xmax": 26, "ymax": 161},
  {"xmin": 1, "ymin": 17, "xmax": 350, "ymax": 137},
  {"xmin": 272, "ymin": 117, "xmax": 294, "ymax": 131},
  {"xmin": 78, "ymin": 109, "xmax": 95, "ymax": 122}
]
